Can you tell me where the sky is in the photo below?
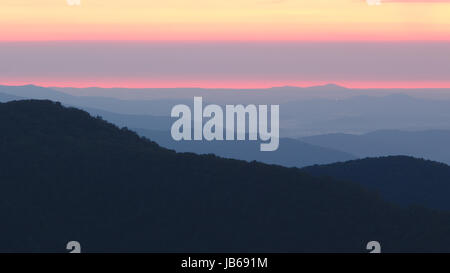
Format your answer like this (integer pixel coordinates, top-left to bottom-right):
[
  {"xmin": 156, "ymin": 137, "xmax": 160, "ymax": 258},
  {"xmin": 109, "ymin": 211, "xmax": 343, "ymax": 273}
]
[{"xmin": 0, "ymin": 0, "xmax": 449, "ymax": 88}]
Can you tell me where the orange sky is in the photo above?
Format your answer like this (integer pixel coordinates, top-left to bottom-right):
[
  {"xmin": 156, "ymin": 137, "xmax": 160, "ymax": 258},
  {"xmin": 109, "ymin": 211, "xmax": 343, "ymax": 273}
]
[{"xmin": 1, "ymin": 0, "xmax": 449, "ymax": 41}]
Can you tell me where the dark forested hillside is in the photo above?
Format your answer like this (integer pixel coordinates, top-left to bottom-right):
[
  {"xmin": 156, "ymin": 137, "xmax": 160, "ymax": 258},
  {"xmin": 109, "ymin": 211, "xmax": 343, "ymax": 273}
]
[
  {"xmin": 303, "ymin": 156, "xmax": 450, "ymax": 210},
  {"xmin": 2, "ymin": 100, "xmax": 450, "ymax": 253}
]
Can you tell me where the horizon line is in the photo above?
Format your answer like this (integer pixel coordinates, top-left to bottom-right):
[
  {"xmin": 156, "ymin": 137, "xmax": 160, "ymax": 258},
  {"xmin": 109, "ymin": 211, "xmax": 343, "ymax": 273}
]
[
  {"xmin": 1, "ymin": 40, "xmax": 450, "ymax": 43},
  {"xmin": 3, "ymin": 82, "xmax": 450, "ymax": 90}
]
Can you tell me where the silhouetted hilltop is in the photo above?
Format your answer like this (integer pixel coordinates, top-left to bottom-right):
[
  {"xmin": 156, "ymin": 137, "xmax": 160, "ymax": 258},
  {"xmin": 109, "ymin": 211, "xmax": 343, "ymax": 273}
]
[
  {"xmin": 304, "ymin": 156, "xmax": 450, "ymax": 210},
  {"xmin": 301, "ymin": 130, "xmax": 450, "ymax": 165},
  {"xmin": 2, "ymin": 100, "xmax": 450, "ymax": 252}
]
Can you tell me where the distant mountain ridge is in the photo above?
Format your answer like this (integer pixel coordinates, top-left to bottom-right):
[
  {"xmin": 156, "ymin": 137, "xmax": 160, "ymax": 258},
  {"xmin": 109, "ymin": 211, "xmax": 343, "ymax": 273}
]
[
  {"xmin": 0, "ymin": 90, "xmax": 356, "ymax": 167},
  {"xmin": 3, "ymin": 84, "xmax": 450, "ymax": 137},
  {"xmin": 0, "ymin": 84, "xmax": 190, "ymax": 116},
  {"xmin": 301, "ymin": 130, "xmax": 450, "ymax": 165},
  {"xmin": 135, "ymin": 128, "xmax": 356, "ymax": 168},
  {"xmin": 3, "ymin": 85, "xmax": 450, "ymax": 167}
]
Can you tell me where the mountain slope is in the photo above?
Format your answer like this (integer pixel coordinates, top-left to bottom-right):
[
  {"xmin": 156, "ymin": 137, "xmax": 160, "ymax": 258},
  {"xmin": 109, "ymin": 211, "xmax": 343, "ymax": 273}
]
[
  {"xmin": 2, "ymin": 100, "xmax": 450, "ymax": 252},
  {"xmin": 0, "ymin": 86, "xmax": 356, "ymax": 167},
  {"xmin": 303, "ymin": 156, "xmax": 450, "ymax": 210},
  {"xmin": 301, "ymin": 130, "xmax": 450, "ymax": 165},
  {"xmin": 135, "ymin": 128, "xmax": 356, "ymax": 168}
]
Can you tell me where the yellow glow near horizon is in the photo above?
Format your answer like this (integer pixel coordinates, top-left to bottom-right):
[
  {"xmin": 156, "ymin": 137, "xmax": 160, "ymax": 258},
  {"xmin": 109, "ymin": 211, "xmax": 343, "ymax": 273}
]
[{"xmin": 0, "ymin": 0, "xmax": 449, "ymax": 40}]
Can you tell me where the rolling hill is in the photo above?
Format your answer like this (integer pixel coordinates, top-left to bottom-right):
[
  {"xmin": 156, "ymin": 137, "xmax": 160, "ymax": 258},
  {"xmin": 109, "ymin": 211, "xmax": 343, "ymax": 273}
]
[{"xmin": 303, "ymin": 156, "xmax": 450, "ymax": 210}]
